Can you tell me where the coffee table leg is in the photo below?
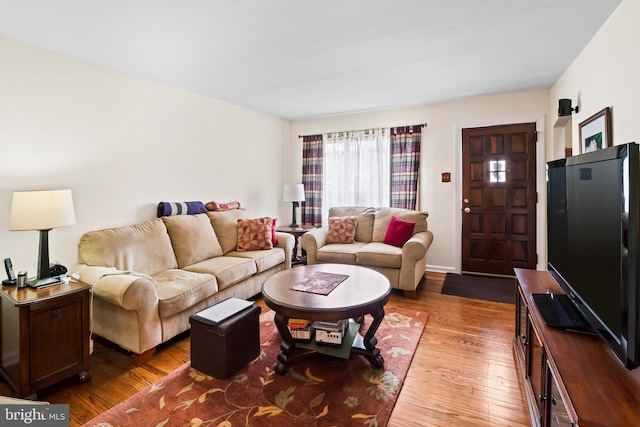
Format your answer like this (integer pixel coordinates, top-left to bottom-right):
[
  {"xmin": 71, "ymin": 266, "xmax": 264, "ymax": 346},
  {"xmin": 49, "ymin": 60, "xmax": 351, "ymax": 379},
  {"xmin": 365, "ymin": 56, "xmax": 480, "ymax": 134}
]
[
  {"xmin": 357, "ymin": 307, "xmax": 385, "ymax": 369},
  {"xmin": 273, "ymin": 312, "xmax": 294, "ymax": 374}
]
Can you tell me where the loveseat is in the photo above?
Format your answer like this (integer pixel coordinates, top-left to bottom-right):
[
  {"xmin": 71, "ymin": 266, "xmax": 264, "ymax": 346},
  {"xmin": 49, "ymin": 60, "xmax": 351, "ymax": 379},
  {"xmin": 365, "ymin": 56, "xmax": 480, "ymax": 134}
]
[
  {"xmin": 76, "ymin": 209, "xmax": 293, "ymax": 365},
  {"xmin": 300, "ymin": 207, "xmax": 433, "ymax": 298}
]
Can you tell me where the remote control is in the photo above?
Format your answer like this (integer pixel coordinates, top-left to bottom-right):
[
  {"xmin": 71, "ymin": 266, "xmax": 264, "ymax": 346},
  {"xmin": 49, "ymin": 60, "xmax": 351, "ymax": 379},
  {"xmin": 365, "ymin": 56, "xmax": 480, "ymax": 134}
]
[{"xmin": 4, "ymin": 258, "xmax": 16, "ymax": 281}]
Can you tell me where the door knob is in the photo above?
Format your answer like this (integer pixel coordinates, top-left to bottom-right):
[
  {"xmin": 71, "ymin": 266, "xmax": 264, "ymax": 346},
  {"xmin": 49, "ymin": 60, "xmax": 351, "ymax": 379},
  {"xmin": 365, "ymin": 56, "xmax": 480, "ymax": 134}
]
[
  {"xmin": 463, "ymin": 198, "xmax": 469, "ymax": 204},
  {"xmin": 464, "ymin": 207, "xmax": 471, "ymax": 214}
]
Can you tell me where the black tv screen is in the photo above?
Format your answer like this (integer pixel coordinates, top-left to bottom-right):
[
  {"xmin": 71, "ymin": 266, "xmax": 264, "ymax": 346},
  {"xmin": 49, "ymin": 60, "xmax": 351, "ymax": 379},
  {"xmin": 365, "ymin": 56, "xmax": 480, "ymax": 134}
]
[{"xmin": 547, "ymin": 142, "xmax": 640, "ymax": 369}]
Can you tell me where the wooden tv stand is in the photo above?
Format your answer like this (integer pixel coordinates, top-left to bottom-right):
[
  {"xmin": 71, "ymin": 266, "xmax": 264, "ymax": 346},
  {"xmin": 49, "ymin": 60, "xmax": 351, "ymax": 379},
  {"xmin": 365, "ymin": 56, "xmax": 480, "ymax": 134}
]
[{"xmin": 513, "ymin": 268, "xmax": 640, "ymax": 427}]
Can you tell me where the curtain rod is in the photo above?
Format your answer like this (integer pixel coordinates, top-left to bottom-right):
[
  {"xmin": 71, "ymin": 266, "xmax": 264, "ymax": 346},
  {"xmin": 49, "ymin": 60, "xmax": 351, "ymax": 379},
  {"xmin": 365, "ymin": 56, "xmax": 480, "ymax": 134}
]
[{"xmin": 298, "ymin": 123, "xmax": 427, "ymax": 138}]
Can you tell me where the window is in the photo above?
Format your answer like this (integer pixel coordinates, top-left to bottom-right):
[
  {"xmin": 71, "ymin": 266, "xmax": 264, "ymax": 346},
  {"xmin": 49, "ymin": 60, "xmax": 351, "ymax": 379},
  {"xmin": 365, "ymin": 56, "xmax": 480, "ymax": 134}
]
[
  {"xmin": 322, "ymin": 129, "xmax": 390, "ymax": 223},
  {"xmin": 489, "ymin": 160, "xmax": 506, "ymax": 183},
  {"xmin": 301, "ymin": 125, "xmax": 422, "ymax": 226}
]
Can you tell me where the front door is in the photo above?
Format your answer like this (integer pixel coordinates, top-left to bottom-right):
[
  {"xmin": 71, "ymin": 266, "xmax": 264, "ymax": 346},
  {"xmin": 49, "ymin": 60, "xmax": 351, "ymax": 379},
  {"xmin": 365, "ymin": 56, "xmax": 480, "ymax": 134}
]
[{"xmin": 461, "ymin": 123, "xmax": 537, "ymax": 276}]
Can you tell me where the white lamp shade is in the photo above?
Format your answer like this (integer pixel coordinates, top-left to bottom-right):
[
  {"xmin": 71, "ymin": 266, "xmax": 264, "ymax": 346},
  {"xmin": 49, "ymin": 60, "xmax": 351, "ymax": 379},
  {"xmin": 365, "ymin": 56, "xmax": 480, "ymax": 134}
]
[
  {"xmin": 283, "ymin": 184, "xmax": 305, "ymax": 202},
  {"xmin": 10, "ymin": 189, "xmax": 76, "ymax": 231}
]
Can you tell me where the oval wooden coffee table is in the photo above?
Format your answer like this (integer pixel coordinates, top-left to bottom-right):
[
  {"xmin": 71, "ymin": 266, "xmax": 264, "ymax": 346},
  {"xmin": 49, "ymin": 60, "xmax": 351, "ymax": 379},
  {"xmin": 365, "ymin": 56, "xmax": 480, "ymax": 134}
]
[{"xmin": 261, "ymin": 264, "xmax": 391, "ymax": 374}]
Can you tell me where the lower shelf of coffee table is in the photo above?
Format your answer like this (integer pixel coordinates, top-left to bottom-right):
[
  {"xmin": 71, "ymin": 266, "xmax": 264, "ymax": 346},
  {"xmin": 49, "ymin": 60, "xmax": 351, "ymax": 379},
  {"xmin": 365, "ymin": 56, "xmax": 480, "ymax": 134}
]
[{"xmin": 294, "ymin": 319, "xmax": 360, "ymax": 359}]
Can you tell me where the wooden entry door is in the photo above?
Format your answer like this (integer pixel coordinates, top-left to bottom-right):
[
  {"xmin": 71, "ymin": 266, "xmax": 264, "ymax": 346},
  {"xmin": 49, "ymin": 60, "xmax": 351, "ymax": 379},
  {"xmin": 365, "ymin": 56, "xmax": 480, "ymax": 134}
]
[{"xmin": 462, "ymin": 123, "xmax": 537, "ymax": 276}]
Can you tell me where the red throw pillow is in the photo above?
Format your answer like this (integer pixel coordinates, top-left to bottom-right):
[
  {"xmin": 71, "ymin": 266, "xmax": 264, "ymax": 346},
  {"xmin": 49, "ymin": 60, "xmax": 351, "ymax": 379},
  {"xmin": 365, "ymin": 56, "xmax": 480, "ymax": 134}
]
[
  {"xmin": 271, "ymin": 218, "xmax": 278, "ymax": 246},
  {"xmin": 383, "ymin": 216, "xmax": 415, "ymax": 248}
]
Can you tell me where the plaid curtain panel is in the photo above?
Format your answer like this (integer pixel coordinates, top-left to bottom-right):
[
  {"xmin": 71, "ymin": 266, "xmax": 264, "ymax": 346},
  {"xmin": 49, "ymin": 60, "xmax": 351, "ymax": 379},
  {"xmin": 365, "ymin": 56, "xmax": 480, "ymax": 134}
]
[
  {"xmin": 390, "ymin": 126, "xmax": 421, "ymax": 209},
  {"xmin": 301, "ymin": 134, "xmax": 323, "ymax": 226}
]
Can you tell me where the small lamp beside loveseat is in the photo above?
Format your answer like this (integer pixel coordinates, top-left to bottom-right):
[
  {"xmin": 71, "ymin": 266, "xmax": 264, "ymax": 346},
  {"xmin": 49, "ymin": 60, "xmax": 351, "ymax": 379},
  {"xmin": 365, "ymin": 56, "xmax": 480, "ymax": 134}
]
[
  {"xmin": 300, "ymin": 207, "xmax": 433, "ymax": 298},
  {"xmin": 283, "ymin": 184, "xmax": 305, "ymax": 227}
]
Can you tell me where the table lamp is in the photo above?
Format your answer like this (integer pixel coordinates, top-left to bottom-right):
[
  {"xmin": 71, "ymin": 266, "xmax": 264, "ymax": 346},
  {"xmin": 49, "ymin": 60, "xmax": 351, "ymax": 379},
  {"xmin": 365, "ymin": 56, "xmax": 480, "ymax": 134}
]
[
  {"xmin": 9, "ymin": 189, "xmax": 76, "ymax": 288},
  {"xmin": 283, "ymin": 184, "xmax": 305, "ymax": 227}
]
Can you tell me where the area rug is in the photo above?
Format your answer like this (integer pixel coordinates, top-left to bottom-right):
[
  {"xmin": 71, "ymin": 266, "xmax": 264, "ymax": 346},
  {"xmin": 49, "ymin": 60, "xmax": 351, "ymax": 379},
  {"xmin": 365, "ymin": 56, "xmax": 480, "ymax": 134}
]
[
  {"xmin": 83, "ymin": 307, "xmax": 427, "ymax": 427},
  {"xmin": 441, "ymin": 273, "xmax": 515, "ymax": 304}
]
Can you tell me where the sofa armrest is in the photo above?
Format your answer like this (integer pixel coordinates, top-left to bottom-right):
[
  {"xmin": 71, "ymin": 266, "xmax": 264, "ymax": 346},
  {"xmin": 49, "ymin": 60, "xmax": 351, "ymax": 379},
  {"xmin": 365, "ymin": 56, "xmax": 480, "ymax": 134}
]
[
  {"xmin": 300, "ymin": 228, "xmax": 327, "ymax": 265},
  {"xmin": 402, "ymin": 231, "xmax": 434, "ymax": 262},
  {"xmin": 76, "ymin": 264, "xmax": 159, "ymax": 309},
  {"xmin": 275, "ymin": 232, "xmax": 295, "ymax": 269},
  {"xmin": 397, "ymin": 230, "xmax": 434, "ymax": 294}
]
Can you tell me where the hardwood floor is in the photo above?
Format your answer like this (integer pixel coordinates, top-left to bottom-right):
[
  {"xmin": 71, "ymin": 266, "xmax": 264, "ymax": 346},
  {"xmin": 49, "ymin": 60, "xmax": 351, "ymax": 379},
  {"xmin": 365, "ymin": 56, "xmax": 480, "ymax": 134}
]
[{"xmin": 0, "ymin": 272, "xmax": 529, "ymax": 426}]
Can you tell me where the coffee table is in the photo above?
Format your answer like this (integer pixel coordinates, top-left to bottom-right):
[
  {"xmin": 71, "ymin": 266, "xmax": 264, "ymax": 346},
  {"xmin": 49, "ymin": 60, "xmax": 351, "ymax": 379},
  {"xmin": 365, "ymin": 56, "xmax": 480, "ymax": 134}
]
[{"xmin": 261, "ymin": 264, "xmax": 391, "ymax": 374}]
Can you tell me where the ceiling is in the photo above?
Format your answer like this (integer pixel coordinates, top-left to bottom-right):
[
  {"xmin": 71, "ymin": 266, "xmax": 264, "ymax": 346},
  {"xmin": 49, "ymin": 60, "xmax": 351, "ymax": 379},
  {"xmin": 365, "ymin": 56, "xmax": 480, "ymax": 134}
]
[{"xmin": 0, "ymin": 0, "xmax": 622, "ymax": 120}]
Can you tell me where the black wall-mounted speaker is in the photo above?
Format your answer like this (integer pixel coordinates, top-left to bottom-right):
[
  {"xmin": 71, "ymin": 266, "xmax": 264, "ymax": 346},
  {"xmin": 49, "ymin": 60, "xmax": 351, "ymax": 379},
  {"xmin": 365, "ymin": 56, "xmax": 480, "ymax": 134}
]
[{"xmin": 558, "ymin": 99, "xmax": 573, "ymax": 116}]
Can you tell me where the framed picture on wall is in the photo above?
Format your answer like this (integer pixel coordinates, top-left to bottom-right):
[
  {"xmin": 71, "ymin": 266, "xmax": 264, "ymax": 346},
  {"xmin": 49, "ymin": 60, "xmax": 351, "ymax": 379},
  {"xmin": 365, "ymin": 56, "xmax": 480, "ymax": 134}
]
[{"xmin": 579, "ymin": 107, "xmax": 611, "ymax": 153}]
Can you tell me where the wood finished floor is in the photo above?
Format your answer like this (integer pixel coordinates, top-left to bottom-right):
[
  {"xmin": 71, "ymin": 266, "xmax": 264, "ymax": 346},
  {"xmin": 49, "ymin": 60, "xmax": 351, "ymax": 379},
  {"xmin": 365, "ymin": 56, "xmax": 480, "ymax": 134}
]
[{"xmin": 0, "ymin": 272, "xmax": 529, "ymax": 427}]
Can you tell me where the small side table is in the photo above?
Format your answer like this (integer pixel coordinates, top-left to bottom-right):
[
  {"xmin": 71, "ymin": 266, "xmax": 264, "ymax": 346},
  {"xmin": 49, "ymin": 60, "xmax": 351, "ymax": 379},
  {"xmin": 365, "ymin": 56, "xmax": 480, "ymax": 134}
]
[
  {"xmin": 276, "ymin": 225, "xmax": 316, "ymax": 266},
  {"xmin": 0, "ymin": 279, "xmax": 92, "ymax": 398}
]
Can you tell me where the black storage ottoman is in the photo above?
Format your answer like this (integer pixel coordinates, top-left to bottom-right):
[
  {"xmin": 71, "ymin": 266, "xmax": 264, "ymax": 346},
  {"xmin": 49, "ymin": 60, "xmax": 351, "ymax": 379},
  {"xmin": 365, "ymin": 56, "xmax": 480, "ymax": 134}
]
[{"xmin": 189, "ymin": 298, "xmax": 261, "ymax": 379}]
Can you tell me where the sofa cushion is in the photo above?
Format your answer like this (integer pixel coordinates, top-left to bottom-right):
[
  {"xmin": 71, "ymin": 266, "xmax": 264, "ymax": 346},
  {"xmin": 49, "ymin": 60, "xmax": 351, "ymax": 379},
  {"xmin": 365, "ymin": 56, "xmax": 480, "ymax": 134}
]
[
  {"xmin": 329, "ymin": 207, "xmax": 375, "ymax": 242},
  {"xmin": 326, "ymin": 216, "xmax": 358, "ymax": 244},
  {"xmin": 237, "ymin": 217, "xmax": 274, "ymax": 251},
  {"xmin": 183, "ymin": 256, "xmax": 257, "ymax": 291},
  {"xmin": 372, "ymin": 207, "xmax": 428, "ymax": 242},
  {"xmin": 78, "ymin": 218, "xmax": 178, "ymax": 275},
  {"xmin": 207, "ymin": 209, "xmax": 247, "ymax": 254},
  {"xmin": 356, "ymin": 242, "xmax": 403, "ymax": 268},
  {"xmin": 154, "ymin": 269, "xmax": 218, "ymax": 318},
  {"xmin": 383, "ymin": 216, "xmax": 416, "ymax": 248},
  {"xmin": 226, "ymin": 247, "xmax": 285, "ymax": 273},
  {"xmin": 316, "ymin": 242, "xmax": 369, "ymax": 264},
  {"xmin": 162, "ymin": 214, "xmax": 224, "ymax": 268}
]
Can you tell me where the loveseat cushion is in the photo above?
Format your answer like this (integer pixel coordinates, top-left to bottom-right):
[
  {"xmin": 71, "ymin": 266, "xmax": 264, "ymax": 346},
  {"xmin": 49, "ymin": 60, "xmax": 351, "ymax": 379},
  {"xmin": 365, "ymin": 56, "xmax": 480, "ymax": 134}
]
[
  {"xmin": 329, "ymin": 207, "xmax": 375, "ymax": 242},
  {"xmin": 183, "ymin": 256, "xmax": 256, "ymax": 291},
  {"xmin": 226, "ymin": 248, "xmax": 285, "ymax": 273},
  {"xmin": 316, "ymin": 242, "xmax": 369, "ymax": 264},
  {"xmin": 78, "ymin": 218, "xmax": 178, "ymax": 275},
  {"xmin": 154, "ymin": 269, "xmax": 218, "ymax": 318},
  {"xmin": 356, "ymin": 242, "xmax": 403, "ymax": 268},
  {"xmin": 372, "ymin": 207, "xmax": 428, "ymax": 242},
  {"xmin": 207, "ymin": 209, "xmax": 247, "ymax": 254},
  {"xmin": 162, "ymin": 214, "xmax": 224, "ymax": 268}
]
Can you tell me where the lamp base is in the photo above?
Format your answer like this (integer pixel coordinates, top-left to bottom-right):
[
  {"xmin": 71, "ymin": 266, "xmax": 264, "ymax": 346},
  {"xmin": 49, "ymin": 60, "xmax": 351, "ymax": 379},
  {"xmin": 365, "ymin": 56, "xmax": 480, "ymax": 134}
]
[{"xmin": 290, "ymin": 201, "xmax": 300, "ymax": 229}]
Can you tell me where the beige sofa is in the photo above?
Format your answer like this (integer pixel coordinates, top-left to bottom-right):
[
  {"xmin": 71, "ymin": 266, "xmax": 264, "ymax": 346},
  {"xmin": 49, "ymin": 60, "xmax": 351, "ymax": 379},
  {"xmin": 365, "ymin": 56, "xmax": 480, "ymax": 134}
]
[
  {"xmin": 300, "ymin": 207, "xmax": 433, "ymax": 298},
  {"xmin": 76, "ymin": 209, "xmax": 293, "ymax": 365}
]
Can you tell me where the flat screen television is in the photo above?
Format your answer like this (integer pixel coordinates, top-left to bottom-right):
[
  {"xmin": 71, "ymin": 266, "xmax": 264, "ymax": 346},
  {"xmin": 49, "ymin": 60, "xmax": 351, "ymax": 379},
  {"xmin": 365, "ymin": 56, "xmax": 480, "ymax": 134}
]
[{"xmin": 545, "ymin": 142, "xmax": 640, "ymax": 370}]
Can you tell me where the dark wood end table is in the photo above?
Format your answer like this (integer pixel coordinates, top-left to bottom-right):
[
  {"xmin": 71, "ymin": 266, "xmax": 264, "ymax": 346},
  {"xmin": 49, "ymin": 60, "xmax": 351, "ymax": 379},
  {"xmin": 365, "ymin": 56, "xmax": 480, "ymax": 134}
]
[
  {"xmin": 0, "ymin": 279, "xmax": 92, "ymax": 398},
  {"xmin": 261, "ymin": 264, "xmax": 391, "ymax": 374},
  {"xmin": 276, "ymin": 225, "xmax": 316, "ymax": 265}
]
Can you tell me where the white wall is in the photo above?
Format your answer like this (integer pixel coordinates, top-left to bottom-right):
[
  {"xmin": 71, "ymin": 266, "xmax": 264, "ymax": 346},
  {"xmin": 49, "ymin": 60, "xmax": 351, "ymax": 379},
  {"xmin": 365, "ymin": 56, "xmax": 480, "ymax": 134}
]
[
  {"xmin": 289, "ymin": 0, "xmax": 638, "ymax": 275},
  {"xmin": 3, "ymin": 0, "xmax": 632, "ymax": 278},
  {"xmin": 0, "ymin": 37, "xmax": 290, "ymax": 275},
  {"xmin": 550, "ymin": 0, "xmax": 639, "ymax": 155},
  {"xmin": 289, "ymin": 90, "xmax": 550, "ymax": 273}
]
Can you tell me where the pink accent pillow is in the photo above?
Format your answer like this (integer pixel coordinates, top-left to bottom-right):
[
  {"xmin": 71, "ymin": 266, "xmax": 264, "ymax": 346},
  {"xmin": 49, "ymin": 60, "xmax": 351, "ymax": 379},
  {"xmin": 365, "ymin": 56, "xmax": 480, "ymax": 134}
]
[
  {"xmin": 383, "ymin": 216, "xmax": 415, "ymax": 248},
  {"xmin": 271, "ymin": 218, "xmax": 279, "ymax": 246},
  {"xmin": 326, "ymin": 216, "xmax": 358, "ymax": 244},
  {"xmin": 206, "ymin": 201, "xmax": 241, "ymax": 211},
  {"xmin": 237, "ymin": 217, "xmax": 274, "ymax": 251}
]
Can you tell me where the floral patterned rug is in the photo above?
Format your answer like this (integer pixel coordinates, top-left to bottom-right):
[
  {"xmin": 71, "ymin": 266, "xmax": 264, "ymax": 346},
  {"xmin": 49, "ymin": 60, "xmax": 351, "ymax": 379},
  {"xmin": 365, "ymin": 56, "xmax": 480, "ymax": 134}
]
[{"xmin": 84, "ymin": 307, "xmax": 427, "ymax": 427}]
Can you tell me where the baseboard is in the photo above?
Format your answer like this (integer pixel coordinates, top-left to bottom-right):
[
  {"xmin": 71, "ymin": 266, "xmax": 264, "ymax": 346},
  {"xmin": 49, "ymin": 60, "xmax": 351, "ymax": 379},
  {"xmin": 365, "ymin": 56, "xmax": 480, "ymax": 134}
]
[{"xmin": 425, "ymin": 265, "xmax": 456, "ymax": 274}]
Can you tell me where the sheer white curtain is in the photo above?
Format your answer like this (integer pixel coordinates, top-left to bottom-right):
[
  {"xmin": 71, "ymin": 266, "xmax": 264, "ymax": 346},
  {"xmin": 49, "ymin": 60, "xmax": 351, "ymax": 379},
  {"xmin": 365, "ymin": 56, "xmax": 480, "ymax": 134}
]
[{"xmin": 322, "ymin": 128, "xmax": 390, "ymax": 224}]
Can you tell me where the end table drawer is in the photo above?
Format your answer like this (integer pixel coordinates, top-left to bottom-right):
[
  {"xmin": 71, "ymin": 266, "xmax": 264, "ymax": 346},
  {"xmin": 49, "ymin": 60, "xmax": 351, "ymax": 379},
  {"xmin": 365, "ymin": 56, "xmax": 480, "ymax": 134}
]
[{"xmin": 30, "ymin": 298, "xmax": 84, "ymax": 385}]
